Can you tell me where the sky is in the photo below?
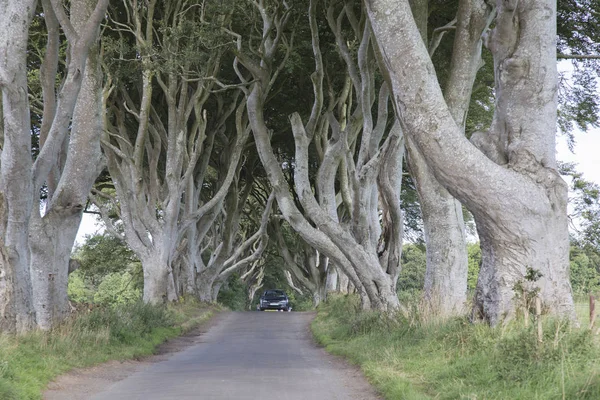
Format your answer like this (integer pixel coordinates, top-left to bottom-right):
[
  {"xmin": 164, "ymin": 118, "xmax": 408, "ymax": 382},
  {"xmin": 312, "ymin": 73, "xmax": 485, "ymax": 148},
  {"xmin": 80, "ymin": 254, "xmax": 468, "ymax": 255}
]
[{"xmin": 557, "ymin": 130, "xmax": 600, "ymax": 185}]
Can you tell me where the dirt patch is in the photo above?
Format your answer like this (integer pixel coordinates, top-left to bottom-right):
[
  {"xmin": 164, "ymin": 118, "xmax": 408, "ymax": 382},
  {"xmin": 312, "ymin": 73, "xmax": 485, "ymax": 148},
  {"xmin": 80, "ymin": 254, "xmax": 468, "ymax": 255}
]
[{"xmin": 43, "ymin": 310, "xmax": 226, "ymax": 400}]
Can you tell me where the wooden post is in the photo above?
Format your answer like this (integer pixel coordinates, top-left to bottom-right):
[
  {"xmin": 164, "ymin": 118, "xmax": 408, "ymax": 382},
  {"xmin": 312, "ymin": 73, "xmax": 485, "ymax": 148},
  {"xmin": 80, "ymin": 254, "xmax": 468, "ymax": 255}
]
[
  {"xmin": 590, "ymin": 295, "xmax": 596, "ymax": 330},
  {"xmin": 524, "ymin": 299, "xmax": 530, "ymax": 328},
  {"xmin": 536, "ymin": 296, "xmax": 543, "ymax": 343}
]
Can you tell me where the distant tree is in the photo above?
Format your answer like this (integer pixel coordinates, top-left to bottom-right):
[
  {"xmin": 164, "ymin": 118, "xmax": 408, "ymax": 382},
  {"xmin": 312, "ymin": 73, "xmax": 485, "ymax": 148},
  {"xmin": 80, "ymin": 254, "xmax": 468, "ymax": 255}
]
[
  {"xmin": 568, "ymin": 244, "xmax": 600, "ymax": 295},
  {"xmin": 73, "ymin": 234, "xmax": 140, "ymax": 286},
  {"xmin": 69, "ymin": 233, "xmax": 143, "ymax": 306},
  {"xmin": 67, "ymin": 271, "xmax": 94, "ymax": 304},
  {"xmin": 397, "ymin": 244, "xmax": 426, "ymax": 293},
  {"xmin": 93, "ymin": 272, "xmax": 142, "ymax": 306},
  {"xmin": 467, "ymin": 244, "xmax": 482, "ymax": 291}
]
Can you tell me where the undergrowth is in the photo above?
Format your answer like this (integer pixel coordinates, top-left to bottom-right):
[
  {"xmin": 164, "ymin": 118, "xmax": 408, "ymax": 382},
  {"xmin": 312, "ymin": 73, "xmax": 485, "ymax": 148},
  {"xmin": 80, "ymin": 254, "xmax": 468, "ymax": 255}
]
[
  {"xmin": 0, "ymin": 300, "xmax": 217, "ymax": 400},
  {"xmin": 312, "ymin": 294, "xmax": 600, "ymax": 400}
]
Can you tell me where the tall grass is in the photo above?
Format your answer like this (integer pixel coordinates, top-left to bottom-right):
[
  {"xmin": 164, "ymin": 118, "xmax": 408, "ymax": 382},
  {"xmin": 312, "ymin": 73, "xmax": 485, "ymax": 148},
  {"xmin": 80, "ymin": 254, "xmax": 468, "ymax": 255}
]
[
  {"xmin": 312, "ymin": 294, "xmax": 600, "ymax": 399},
  {"xmin": 0, "ymin": 300, "xmax": 216, "ymax": 400}
]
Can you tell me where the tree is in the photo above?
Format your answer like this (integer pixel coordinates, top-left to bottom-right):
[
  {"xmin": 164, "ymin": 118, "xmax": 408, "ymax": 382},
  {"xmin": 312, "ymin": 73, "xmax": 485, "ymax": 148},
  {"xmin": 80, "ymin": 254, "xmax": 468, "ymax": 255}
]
[
  {"xmin": 273, "ymin": 221, "xmax": 328, "ymax": 307},
  {"xmin": 403, "ymin": 0, "xmax": 470, "ymax": 316},
  {"xmin": 367, "ymin": 0, "xmax": 576, "ymax": 324},
  {"xmin": 73, "ymin": 233, "xmax": 140, "ymax": 286},
  {"xmin": 0, "ymin": 0, "xmax": 109, "ymax": 331},
  {"xmin": 95, "ymin": 0, "xmax": 248, "ymax": 304},
  {"xmin": 236, "ymin": 0, "xmax": 410, "ymax": 311}
]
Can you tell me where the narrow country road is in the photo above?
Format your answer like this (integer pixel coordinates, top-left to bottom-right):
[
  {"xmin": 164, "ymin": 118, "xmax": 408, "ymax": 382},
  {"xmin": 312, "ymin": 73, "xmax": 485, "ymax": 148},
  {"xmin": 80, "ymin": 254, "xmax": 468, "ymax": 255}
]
[{"xmin": 90, "ymin": 312, "xmax": 378, "ymax": 400}]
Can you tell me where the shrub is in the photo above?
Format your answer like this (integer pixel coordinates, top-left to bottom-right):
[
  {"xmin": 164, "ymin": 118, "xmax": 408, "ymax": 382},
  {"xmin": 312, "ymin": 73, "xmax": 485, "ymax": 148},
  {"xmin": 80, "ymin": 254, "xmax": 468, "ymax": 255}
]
[{"xmin": 93, "ymin": 272, "xmax": 142, "ymax": 306}]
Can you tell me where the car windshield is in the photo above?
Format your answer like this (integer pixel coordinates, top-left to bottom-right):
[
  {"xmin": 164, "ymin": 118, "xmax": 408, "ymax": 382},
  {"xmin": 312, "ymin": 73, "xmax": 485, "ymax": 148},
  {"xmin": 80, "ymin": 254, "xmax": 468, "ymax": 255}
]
[{"xmin": 264, "ymin": 290, "xmax": 285, "ymax": 297}]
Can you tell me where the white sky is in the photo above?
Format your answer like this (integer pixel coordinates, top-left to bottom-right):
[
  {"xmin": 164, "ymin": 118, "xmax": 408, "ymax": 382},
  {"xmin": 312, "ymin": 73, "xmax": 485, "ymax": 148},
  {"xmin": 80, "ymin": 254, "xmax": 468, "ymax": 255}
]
[
  {"xmin": 557, "ymin": 130, "xmax": 600, "ymax": 185},
  {"xmin": 75, "ymin": 213, "xmax": 103, "ymax": 245}
]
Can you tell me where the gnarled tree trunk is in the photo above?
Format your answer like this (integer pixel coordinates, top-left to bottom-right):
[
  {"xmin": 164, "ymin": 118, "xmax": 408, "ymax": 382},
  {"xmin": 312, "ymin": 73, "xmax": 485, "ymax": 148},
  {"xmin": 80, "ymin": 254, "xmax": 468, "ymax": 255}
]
[
  {"xmin": 30, "ymin": 0, "xmax": 106, "ymax": 329},
  {"xmin": 0, "ymin": 0, "xmax": 38, "ymax": 333},
  {"xmin": 367, "ymin": 0, "xmax": 575, "ymax": 324}
]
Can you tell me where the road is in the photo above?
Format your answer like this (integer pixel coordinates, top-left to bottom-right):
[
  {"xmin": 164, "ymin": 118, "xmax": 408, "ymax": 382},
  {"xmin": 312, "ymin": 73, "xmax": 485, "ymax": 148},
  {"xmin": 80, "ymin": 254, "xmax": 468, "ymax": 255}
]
[{"xmin": 90, "ymin": 311, "xmax": 378, "ymax": 400}]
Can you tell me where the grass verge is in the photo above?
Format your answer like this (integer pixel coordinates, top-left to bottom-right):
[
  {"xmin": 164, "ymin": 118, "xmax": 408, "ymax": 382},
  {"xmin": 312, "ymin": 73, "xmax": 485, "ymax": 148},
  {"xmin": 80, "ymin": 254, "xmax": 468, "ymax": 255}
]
[
  {"xmin": 0, "ymin": 300, "xmax": 219, "ymax": 400},
  {"xmin": 312, "ymin": 295, "xmax": 600, "ymax": 400}
]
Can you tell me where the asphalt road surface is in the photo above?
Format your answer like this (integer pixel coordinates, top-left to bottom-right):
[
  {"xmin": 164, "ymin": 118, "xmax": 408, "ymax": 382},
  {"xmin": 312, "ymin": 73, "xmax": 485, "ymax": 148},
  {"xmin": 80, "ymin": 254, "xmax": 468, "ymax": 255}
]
[{"xmin": 90, "ymin": 311, "xmax": 378, "ymax": 400}]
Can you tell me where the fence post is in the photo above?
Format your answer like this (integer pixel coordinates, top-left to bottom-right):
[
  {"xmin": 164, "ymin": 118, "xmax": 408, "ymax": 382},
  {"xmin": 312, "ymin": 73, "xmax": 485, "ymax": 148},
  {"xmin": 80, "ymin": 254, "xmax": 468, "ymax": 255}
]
[
  {"xmin": 536, "ymin": 296, "xmax": 543, "ymax": 343},
  {"xmin": 590, "ymin": 295, "xmax": 596, "ymax": 330}
]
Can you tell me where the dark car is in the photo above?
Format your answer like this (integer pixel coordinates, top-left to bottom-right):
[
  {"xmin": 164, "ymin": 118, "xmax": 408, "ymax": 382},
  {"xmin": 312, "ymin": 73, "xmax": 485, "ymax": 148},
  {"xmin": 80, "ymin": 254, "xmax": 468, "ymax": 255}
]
[{"xmin": 258, "ymin": 289, "xmax": 291, "ymax": 311}]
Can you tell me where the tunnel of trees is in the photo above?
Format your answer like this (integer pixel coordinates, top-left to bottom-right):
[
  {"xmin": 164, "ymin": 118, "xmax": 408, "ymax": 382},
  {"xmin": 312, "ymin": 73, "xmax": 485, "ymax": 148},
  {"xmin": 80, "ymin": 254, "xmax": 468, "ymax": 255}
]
[{"xmin": 1, "ymin": 0, "xmax": 599, "ymax": 332}]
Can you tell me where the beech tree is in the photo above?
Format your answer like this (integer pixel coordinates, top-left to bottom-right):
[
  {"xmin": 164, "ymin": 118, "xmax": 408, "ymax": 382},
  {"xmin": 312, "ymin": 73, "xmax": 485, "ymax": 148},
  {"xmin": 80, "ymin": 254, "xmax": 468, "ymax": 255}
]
[
  {"xmin": 192, "ymin": 187, "xmax": 274, "ymax": 302},
  {"xmin": 230, "ymin": 0, "xmax": 408, "ymax": 310},
  {"xmin": 273, "ymin": 221, "xmax": 328, "ymax": 306},
  {"xmin": 0, "ymin": 0, "xmax": 108, "ymax": 331},
  {"xmin": 367, "ymin": 0, "xmax": 576, "ymax": 323}
]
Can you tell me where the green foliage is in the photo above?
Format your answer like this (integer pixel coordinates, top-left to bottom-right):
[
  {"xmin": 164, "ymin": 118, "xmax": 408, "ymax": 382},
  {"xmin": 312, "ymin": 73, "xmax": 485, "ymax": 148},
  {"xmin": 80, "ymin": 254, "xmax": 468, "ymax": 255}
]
[
  {"xmin": 93, "ymin": 272, "xmax": 142, "ymax": 306},
  {"xmin": 67, "ymin": 270, "xmax": 93, "ymax": 304},
  {"xmin": 569, "ymin": 244, "xmax": 600, "ymax": 295},
  {"xmin": 398, "ymin": 244, "xmax": 426, "ymax": 297},
  {"xmin": 557, "ymin": 0, "xmax": 600, "ymax": 140},
  {"xmin": 313, "ymin": 295, "xmax": 600, "ymax": 400},
  {"xmin": 0, "ymin": 302, "xmax": 214, "ymax": 400},
  {"xmin": 217, "ymin": 273, "xmax": 248, "ymax": 311},
  {"xmin": 467, "ymin": 243, "xmax": 481, "ymax": 291},
  {"xmin": 73, "ymin": 234, "xmax": 139, "ymax": 285},
  {"xmin": 561, "ymin": 163, "xmax": 600, "ymax": 252},
  {"xmin": 69, "ymin": 233, "xmax": 143, "ymax": 307},
  {"xmin": 286, "ymin": 291, "xmax": 314, "ymax": 312}
]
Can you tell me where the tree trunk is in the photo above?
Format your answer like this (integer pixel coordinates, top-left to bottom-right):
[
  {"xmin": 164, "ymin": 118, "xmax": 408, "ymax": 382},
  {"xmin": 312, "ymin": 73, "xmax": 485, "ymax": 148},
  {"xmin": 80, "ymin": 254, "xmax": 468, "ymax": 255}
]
[
  {"xmin": 405, "ymin": 0, "xmax": 469, "ymax": 317},
  {"xmin": 406, "ymin": 138, "xmax": 468, "ymax": 316},
  {"xmin": 141, "ymin": 252, "xmax": 170, "ymax": 305},
  {"xmin": 29, "ymin": 212, "xmax": 80, "ymax": 329},
  {"xmin": 211, "ymin": 282, "xmax": 222, "ymax": 303},
  {"xmin": 366, "ymin": 0, "xmax": 576, "ymax": 324},
  {"xmin": 0, "ymin": 0, "xmax": 39, "ymax": 332},
  {"xmin": 326, "ymin": 266, "xmax": 338, "ymax": 292},
  {"xmin": 313, "ymin": 283, "xmax": 328, "ymax": 308},
  {"xmin": 29, "ymin": 0, "xmax": 105, "ymax": 329},
  {"xmin": 338, "ymin": 272, "xmax": 350, "ymax": 294},
  {"xmin": 196, "ymin": 271, "xmax": 215, "ymax": 303}
]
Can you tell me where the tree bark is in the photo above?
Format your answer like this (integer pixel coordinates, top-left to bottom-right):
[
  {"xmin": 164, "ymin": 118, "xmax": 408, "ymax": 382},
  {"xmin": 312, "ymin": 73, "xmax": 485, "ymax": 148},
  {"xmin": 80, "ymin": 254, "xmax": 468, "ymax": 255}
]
[
  {"xmin": 30, "ymin": 0, "xmax": 106, "ymax": 329},
  {"xmin": 0, "ymin": 0, "xmax": 41, "ymax": 332},
  {"xmin": 407, "ymin": 139, "xmax": 468, "ymax": 315},
  {"xmin": 366, "ymin": 0, "xmax": 575, "ymax": 324},
  {"xmin": 403, "ymin": 0, "xmax": 471, "ymax": 317}
]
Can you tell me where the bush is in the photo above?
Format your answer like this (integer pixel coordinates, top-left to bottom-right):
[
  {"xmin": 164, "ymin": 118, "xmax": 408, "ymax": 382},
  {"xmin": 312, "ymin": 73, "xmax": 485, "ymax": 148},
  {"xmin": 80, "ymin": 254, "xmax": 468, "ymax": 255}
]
[
  {"xmin": 93, "ymin": 272, "xmax": 142, "ymax": 306},
  {"xmin": 217, "ymin": 274, "xmax": 248, "ymax": 310},
  {"xmin": 67, "ymin": 270, "xmax": 93, "ymax": 303},
  {"xmin": 74, "ymin": 302, "xmax": 174, "ymax": 344}
]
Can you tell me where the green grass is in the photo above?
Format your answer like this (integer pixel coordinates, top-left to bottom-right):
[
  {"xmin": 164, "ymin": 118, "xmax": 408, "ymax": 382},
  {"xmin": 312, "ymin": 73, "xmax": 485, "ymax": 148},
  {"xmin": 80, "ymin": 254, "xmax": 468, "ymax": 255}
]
[
  {"xmin": 312, "ymin": 295, "xmax": 600, "ymax": 400},
  {"xmin": 0, "ymin": 299, "xmax": 218, "ymax": 400}
]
